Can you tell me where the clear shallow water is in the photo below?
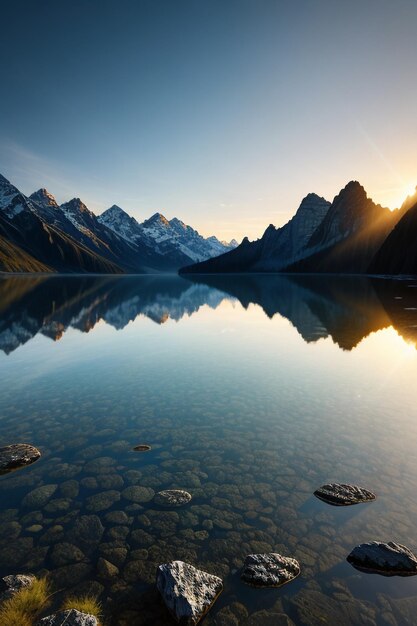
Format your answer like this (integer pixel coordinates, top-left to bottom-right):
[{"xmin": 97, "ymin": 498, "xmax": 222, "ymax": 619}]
[{"xmin": 1, "ymin": 274, "xmax": 417, "ymax": 624}]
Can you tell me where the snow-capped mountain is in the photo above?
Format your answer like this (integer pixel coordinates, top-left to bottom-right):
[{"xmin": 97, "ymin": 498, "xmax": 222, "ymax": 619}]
[
  {"xmin": 99, "ymin": 205, "xmax": 238, "ymax": 266},
  {"xmin": 0, "ymin": 173, "xmax": 36, "ymax": 219},
  {"xmin": 0, "ymin": 172, "xmax": 238, "ymax": 273},
  {"xmin": 98, "ymin": 205, "xmax": 145, "ymax": 245},
  {"xmin": 30, "ymin": 188, "xmax": 59, "ymax": 209},
  {"xmin": 140, "ymin": 212, "xmax": 237, "ymax": 263},
  {"xmin": 0, "ymin": 175, "xmax": 122, "ymax": 273}
]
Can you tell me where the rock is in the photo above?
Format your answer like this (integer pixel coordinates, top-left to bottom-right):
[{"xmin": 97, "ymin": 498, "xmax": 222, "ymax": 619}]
[
  {"xmin": 66, "ymin": 515, "xmax": 105, "ymax": 552},
  {"xmin": 104, "ymin": 511, "xmax": 130, "ymax": 525},
  {"xmin": 60, "ymin": 480, "xmax": 80, "ymax": 499},
  {"xmin": 156, "ymin": 560, "xmax": 223, "ymax": 625},
  {"xmin": 0, "ymin": 573, "xmax": 35, "ymax": 602},
  {"xmin": 0, "ymin": 520, "xmax": 21, "ymax": 540},
  {"xmin": 22, "ymin": 484, "xmax": 58, "ymax": 508},
  {"xmin": 85, "ymin": 490, "xmax": 121, "ymax": 512},
  {"xmin": 133, "ymin": 444, "xmax": 151, "ymax": 452},
  {"xmin": 347, "ymin": 541, "xmax": 417, "ymax": 576},
  {"xmin": 241, "ymin": 553, "xmax": 300, "ymax": 587},
  {"xmin": 38, "ymin": 609, "xmax": 98, "ymax": 625},
  {"xmin": 44, "ymin": 498, "xmax": 71, "ymax": 513},
  {"xmin": 97, "ymin": 557, "xmax": 119, "ymax": 579},
  {"xmin": 154, "ymin": 489, "xmax": 192, "ymax": 508},
  {"xmin": 244, "ymin": 611, "xmax": 295, "ymax": 625},
  {"xmin": 27, "ymin": 524, "xmax": 43, "ymax": 533},
  {"xmin": 52, "ymin": 563, "xmax": 92, "ymax": 589},
  {"xmin": 314, "ymin": 483, "xmax": 376, "ymax": 506},
  {"xmin": 122, "ymin": 485, "xmax": 154, "ymax": 503},
  {"xmin": 50, "ymin": 542, "xmax": 86, "ymax": 567},
  {"xmin": 0, "ymin": 444, "xmax": 41, "ymax": 474}
]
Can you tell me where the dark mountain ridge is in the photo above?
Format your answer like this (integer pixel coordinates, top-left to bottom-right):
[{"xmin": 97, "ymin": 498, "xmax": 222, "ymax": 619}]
[
  {"xmin": 369, "ymin": 195, "xmax": 417, "ymax": 275},
  {"xmin": 181, "ymin": 181, "xmax": 409, "ymax": 276}
]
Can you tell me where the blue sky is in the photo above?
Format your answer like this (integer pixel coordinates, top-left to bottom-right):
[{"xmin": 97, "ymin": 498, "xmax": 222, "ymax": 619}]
[{"xmin": 1, "ymin": 0, "xmax": 416, "ymax": 240}]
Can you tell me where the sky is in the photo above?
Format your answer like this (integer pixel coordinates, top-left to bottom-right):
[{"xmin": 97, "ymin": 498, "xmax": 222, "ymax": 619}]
[{"xmin": 1, "ymin": 0, "xmax": 416, "ymax": 241}]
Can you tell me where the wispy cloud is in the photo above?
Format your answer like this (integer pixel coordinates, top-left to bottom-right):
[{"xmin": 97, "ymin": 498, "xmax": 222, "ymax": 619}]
[{"xmin": 0, "ymin": 140, "xmax": 123, "ymax": 212}]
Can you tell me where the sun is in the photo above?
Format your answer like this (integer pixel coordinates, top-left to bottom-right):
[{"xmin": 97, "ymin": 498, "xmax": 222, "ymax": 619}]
[
  {"xmin": 391, "ymin": 182, "xmax": 417, "ymax": 210},
  {"xmin": 403, "ymin": 183, "xmax": 417, "ymax": 200}
]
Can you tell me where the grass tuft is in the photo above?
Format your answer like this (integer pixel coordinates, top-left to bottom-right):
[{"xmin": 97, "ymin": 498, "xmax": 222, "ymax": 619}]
[
  {"xmin": 0, "ymin": 605, "xmax": 33, "ymax": 626},
  {"xmin": 61, "ymin": 594, "xmax": 102, "ymax": 618},
  {"xmin": 0, "ymin": 578, "xmax": 51, "ymax": 626}
]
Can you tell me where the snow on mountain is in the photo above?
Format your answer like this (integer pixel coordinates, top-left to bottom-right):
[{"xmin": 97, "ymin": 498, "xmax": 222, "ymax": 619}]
[
  {"xmin": 0, "ymin": 174, "xmax": 33, "ymax": 219},
  {"xmin": 0, "ymin": 172, "xmax": 239, "ymax": 272},
  {"xmin": 99, "ymin": 205, "xmax": 237, "ymax": 264},
  {"xmin": 141, "ymin": 212, "xmax": 237, "ymax": 263},
  {"xmin": 30, "ymin": 188, "xmax": 59, "ymax": 209},
  {"xmin": 98, "ymin": 205, "xmax": 146, "ymax": 246}
]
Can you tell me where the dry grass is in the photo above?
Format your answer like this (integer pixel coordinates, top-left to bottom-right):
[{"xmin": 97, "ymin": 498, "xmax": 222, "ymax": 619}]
[
  {"xmin": 0, "ymin": 578, "xmax": 51, "ymax": 626},
  {"xmin": 61, "ymin": 594, "xmax": 102, "ymax": 619}
]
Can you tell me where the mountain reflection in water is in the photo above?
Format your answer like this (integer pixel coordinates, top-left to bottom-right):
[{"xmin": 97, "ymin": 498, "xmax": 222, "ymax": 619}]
[{"xmin": 0, "ymin": 273, "xmax": 416, "ymax": 354}]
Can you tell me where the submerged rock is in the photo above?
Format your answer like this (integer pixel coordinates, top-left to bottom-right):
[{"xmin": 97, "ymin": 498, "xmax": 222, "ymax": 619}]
[
  {"xmin": 156, "ymin": 560, "xmax": 223, "ymax": 625},
  {"xmin": 241, "ymin": 553, "xmax": 300, "ymax": 587},
  {"xmin": 66, "ymin": 515, "xmax": 105, "ymax": 552},
  {"xmin": 97, "ymin": 556, "xmax": 119, "ymax": 579},
  {"xmin": 22, "ymin": 484, "xmax": 58, "ymax": 508},
  {"xmin": 122, "ymin": 485, "xmax": 154, "ymax": 503},
  {"xmin": 154, "ymin": 489, "xmax": 192, "ymax": 507},
  {"xmin": 314, "ymin": 483, "xmax": 375, "ymax": 506},
  {"xmin": 38, "ymin": 609, "xmax": 98, "ymax": 625},
  {"xmin": 0, "ymin": 573, "xmax": 35, "ymax": 602},
  {"xmin": 0, "ymin": 444, "xmax": 41, "ymax": 474},
  {"xmin": 347, "ymin": 541, "xmax": 417, "ymax": 576}
]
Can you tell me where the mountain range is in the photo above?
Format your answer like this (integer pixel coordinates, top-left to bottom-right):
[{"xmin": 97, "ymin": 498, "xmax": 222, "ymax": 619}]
[
  {"xmin": 0, "ymin": 174, "xmax": 237, "ymax": 274},
  {"xmin": 180, "ymin": 181, "xmax": 417, "ymax": 276},
  {"xmin": 2, "ymin": 171, "xmax": 417, "ymax": 277}
]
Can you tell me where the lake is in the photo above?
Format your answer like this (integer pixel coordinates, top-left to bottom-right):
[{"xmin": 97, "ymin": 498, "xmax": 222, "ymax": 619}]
[{"xmin": 1, "ymin": 273, "xmax": 417, "ymax": 625}]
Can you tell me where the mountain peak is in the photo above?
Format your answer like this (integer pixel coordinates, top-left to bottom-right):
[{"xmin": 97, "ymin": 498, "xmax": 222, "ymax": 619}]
[
  {"xmin": 0, "ymin": 173, "xmax": 11, "ymax": 185},
  {"xmin": 143, "ymin": 212, "xmax": 170, "ymax": 227},
  {"xmin": 62, "ymin": 197, "xmax": 90, "ymax": 212},
  {"xmin": 170, "ymin": 217, "xmax": 187, "ymax": 229},
  {"xmin": 101, "ymin": 204, "xmax": 129, "ymax": 218},
  {"xmin": 30, "ymin": 188, "xmax": 59, "ymax": 208},
  {"xmin": 109, "ymin": 204, "xmax": 125, "ymax": 212},
  {"xmin": 339, "ymin": 180, "xmax": 367, "ymax": 198}
]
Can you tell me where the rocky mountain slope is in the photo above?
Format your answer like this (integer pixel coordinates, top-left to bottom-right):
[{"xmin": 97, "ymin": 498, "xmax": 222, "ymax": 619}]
[
  {"xmin": 286, "ymin": 181, "xmax": 401, "ymax": 273},
  {"xmin": 0, "ymin": 175, "xmax": 123, "ymax": 274},
  {"xmin": 180, "ymin": 192, "xmax": 331, "ymax": 273},
  {"xmin": 369, "ymin": 194, "xmax": 417, "ymax": 275},
  {"xmin": 181, "ymin": 181, "xmax": 406, "ymax": 276},
  {"xmin": 0, "ymin": 173, "xmax": 236, "ymax": 274},
  {"xmin": 99, "ymin": 206, "xmax": 237, "ymax": 266}
]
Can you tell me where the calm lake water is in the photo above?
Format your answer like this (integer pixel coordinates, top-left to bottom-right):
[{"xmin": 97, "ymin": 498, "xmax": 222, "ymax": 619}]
[{"xmin": 1, "ymin": 273, "xmax": 417, "ymax": 625}]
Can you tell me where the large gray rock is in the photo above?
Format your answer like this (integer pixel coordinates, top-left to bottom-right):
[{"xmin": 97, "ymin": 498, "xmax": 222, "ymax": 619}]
[
  {"xmin": 154, "ymin": 489, "xmax": 192, "ymax": 507},
  {"xmin": 156, "ymin": 560, "xmax": 222, "ymax": 625},
  {"xmin": 38, "ymin": 609, "xmax": 98, "ymax": 625},
  {"xmin": 314, "ymin": 483, "xmax": 375, "ymax": 506},
  {"xmin": 0, "ymin": 573, "xmax": 35, "ymax": 602},
  {"xmin": 0, "ymin": 444, "xmax": 41, "ymax": 474},
  {"xmin": 241, "ymin": 553, "xmax": 300, "ymax": 587},
  {"xmin": 347, "ymin": 541, "xmax": 417, "ymax": 576}
]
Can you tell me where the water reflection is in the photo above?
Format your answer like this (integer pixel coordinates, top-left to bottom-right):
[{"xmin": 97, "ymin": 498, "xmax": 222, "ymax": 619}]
[
  {"xmin": 1, "ymin": 274, "xmax": 417, "ymax": 625},
  {"xmin": 1, "ymin": 274, "xmax": 416, "ymax": 354},
  {"xmin": 0, "ymin": 275, "xmax": 228, "ymax": 354}
]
